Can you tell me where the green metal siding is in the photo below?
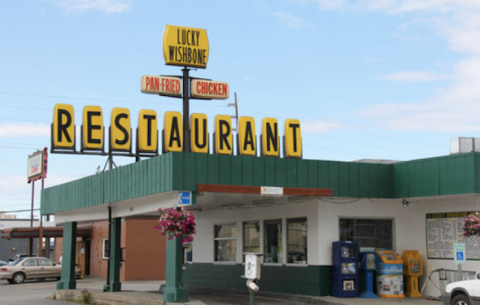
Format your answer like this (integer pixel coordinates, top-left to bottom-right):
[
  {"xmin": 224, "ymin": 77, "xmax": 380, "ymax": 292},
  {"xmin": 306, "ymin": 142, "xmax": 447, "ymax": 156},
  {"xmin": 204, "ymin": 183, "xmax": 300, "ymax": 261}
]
[
  {"xmin": 43, "ymin": 152, "xmax": 480, "ymax": 215},
  {"xmin": 183, "ymin": 263, "xmax": 332, "ymax": 296},
  {"xmin": 392, "ymin": 153, "xmax": 480, "ymax": 198},
  {"xmin": 41, "ymin": 152, "xmax": 393, "ymax": 214}
]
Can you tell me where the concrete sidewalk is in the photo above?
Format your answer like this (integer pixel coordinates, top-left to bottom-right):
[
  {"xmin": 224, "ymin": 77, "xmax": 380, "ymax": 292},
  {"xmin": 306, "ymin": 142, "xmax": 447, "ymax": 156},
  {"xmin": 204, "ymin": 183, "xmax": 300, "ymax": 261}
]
[{"xmin": 54, "ymin": 277, "xmax": 442, "ymax": 305}]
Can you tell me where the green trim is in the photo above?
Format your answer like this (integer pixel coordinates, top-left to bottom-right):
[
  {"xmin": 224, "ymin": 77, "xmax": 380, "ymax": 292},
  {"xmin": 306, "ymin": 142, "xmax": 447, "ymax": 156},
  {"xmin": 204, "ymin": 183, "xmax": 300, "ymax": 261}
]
[
  {"xmin": 164, "ymin": 237, "xmax": 188, "ymax": 302},
  {"xmin": 57, "ymin": 222, "xmax": 77, "ymax": 290},
  {"xmin": 183, "ymin": 263, "xmax": 332, "ymax": 296}
]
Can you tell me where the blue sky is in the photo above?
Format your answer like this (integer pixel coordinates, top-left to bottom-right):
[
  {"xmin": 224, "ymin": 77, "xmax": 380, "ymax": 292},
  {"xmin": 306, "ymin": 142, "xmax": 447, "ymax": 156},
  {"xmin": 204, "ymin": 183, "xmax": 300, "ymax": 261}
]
[{"xmin": 1, "ymin": 0, "xmax": 480, "ymax": 218}]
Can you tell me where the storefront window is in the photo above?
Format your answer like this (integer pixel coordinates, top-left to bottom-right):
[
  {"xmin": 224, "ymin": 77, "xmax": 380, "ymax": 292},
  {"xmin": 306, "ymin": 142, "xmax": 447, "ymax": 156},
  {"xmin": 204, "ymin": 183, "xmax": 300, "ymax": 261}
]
[
  {"xmin": 184, "ymin": 243, "xmax": 192, "ymax": 263},
  {"xmin": 287, "ymin": 218, "xmax": 307, "ymax": 264},
  {"xmin": 264, "ymin": 219, "xmax": 282, "ymax": 263},
  {"xmin": 339, "ymin": 218, "xmax": 393, "ymax": 249},
  {"xmin": 214, "ymin": 223, "xmax": 236, "ymax": 262},
  {"xmin": 102, "ymin": 238, "xmax": 109, "ymax": 259},
  {"xmin": 243, "ymin": 221, "xmax": 260, "ymax": 260}
]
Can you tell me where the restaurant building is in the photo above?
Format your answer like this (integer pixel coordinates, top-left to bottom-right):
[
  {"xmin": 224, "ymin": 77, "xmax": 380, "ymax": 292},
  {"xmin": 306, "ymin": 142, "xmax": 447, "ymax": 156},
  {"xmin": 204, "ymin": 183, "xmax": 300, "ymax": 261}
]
[{"xmin": 41, "ymin": 149, "xmax": 480, "ymax": 297}]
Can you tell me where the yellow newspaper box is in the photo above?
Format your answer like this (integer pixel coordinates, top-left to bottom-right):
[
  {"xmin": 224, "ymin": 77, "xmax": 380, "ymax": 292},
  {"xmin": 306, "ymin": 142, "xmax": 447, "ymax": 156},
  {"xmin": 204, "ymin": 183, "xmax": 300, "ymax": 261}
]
[{"xmin": 402, "ymin": 250, "xmax": 423, "ymax": 297}]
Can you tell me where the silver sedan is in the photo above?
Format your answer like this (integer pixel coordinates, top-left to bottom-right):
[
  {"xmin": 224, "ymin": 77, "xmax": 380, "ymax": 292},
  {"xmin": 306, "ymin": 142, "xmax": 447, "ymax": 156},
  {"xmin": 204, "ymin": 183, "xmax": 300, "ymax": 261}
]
[{"xmin": 0, "ymin": 257, "xmax": 81, "ymax": 284}]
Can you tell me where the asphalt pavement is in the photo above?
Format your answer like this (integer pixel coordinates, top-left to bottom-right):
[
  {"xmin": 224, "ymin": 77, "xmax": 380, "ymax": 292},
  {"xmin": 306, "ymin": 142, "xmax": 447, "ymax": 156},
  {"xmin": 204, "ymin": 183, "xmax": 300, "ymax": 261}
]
[
  {"xmin": 56, "ymin": 277, "xmax": 444, "ymax": 305},
  {"xmin": 0, "ymin": 276, "xmax": 444, "ymax": 305}
]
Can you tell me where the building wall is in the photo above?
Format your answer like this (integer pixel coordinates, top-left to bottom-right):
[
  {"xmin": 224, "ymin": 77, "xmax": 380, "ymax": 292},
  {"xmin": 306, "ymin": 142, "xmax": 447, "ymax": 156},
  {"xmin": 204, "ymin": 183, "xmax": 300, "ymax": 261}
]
[
  {"xmin": 0, "ymin": 238, "xmax": 38, "ymax": 262},
  {"xmin": 54, "ymin": 219, "xmax": 166, "ymax": 281},
  {"xmin": 186, "ymin": 195, "xmax": 480, "ymax": 297},
  {"xmin": 123, "ymin": 218, "xmax": 166, "ymax": 280},
  {"xmin": 89, "ymin": 221, "xmax": 110, "ymax": 278}
]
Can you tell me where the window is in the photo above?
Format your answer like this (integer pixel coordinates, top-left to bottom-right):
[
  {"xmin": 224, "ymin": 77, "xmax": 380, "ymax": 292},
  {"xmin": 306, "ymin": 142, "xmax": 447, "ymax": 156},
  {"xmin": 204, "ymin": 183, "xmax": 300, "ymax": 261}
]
[
  {"xmin": 243, "ymin": 221, "xmax": 260, "ymax": 260},
  {"xmin": 339, "ymin": 218, "xmax": 393, "ymax": 249},
  {"xmin": 103, "ymin": 238, "xmax": 110, "ymax": 259},
  {"xmin": 184, "ymin": 243, "xmax": 192, "ymax": 263},
  {"xmin": 214, "ymin": 223, "xmax": 236, "ymax": 262},
  {"xmin": 39, "ymin": 258, "xmax": 54, "ymax": 266},
  {"xmin": 287, "ymin": 218, "xmax": 307, "ymax": 264},
  {"xmin": 264, "ymin": 219, "xmax": 282, "ymax": 263},
  {"xmin": 23, "ymin": 258, "xmax": 38, "ymax": 266}
]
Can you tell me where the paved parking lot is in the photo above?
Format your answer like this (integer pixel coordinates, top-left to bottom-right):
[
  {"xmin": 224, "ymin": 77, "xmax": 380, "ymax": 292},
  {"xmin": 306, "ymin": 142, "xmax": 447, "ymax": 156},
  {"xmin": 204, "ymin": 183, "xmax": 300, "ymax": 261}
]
[{"xmin": 0, "ymin": 276, "xmax": 444, "ymax": 305}]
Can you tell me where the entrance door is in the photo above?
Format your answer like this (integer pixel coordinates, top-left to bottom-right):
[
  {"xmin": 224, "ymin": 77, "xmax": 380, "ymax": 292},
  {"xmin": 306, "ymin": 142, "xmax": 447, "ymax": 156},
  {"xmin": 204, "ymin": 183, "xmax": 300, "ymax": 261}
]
[{"xmin": 76, "ymin": 241, "xmax": 86, "ymax": 278}]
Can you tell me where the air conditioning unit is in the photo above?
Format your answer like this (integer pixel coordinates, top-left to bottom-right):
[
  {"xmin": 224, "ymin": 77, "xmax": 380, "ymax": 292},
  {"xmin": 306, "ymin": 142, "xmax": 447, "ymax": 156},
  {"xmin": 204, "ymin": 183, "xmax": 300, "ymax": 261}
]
[{"xmin": 450, "ymin": 137, "xmax": 480, "ymax": 154}]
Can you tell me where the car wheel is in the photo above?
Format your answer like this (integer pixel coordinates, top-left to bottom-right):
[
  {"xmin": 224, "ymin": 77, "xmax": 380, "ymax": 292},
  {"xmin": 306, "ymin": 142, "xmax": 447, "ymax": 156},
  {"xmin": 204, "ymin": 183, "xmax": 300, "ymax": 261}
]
[
  {"xmin": 12, "ymin": 272, "xmax": 25, "ymax": 284},
  {"xmin": 451, "ymin": 294, "xmax": 470, "ymax": 305}
]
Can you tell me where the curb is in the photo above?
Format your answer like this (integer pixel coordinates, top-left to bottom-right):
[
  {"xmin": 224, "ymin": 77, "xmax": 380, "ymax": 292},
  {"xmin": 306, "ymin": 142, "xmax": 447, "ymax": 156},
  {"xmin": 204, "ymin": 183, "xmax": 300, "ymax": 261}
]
[{"xmin": 55, "ymin": 289, "xmax": 164, "ymax": 305}]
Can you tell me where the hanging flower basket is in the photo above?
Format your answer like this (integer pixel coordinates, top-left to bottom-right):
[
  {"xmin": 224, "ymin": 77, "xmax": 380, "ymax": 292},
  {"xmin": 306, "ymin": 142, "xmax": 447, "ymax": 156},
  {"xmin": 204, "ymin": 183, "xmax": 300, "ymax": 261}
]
[
  {"xmin": 462, "ymin": 214, "xmax": 480, "ymax": 238},
  {"xmin": 155, "ymin": 207, "xmax": 196, "ymax": 243}
]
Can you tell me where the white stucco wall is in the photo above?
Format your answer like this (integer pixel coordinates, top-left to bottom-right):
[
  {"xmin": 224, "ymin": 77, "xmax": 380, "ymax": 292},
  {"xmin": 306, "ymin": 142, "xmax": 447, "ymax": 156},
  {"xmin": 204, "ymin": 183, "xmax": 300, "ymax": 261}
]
[{"xmin": 191, "ymin": 194, "xmax": 480, "ymax": 297}]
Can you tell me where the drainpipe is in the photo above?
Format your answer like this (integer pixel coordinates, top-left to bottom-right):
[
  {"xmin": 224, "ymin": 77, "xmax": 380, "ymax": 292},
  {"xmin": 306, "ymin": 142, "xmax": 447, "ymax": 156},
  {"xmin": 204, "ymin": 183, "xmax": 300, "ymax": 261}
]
[{"xmin": 103, "ymin": 206, "xmax": 112, "ymax": 292}]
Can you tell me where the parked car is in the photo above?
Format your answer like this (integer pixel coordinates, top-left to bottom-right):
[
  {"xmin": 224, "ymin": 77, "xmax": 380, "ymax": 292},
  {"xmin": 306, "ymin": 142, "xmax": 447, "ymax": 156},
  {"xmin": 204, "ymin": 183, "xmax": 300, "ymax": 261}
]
[
  {"xmin": 9, "ymin": 253, "xmax": 28, "ymax": 262},
  {"xmin": 0, "ymin": 261, "xmax": 8, "ymax": 266},
  {"xmin": 443, "ymin": 274, "xmax": 480, "ymax": 305},
  {"xmin": 0, "ymin": 257, "xmax": 81, "ymax": 284}
]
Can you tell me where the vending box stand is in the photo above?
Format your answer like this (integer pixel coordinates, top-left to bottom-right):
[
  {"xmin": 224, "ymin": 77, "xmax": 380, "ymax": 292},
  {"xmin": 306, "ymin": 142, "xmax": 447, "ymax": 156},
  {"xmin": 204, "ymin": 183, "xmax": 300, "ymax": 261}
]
[
  {"xmin": 375, "ymin": 249, "xmax": 405, "ymax": 298},
  {"xmin": 332, "ymin": 241, "xmax": 359, "ymax": 298},
  {"xmin": 359, "ymin": 251, "xmax": 379, "ymax": 298},
  {"xmin": 401, "ymin": 250, "xmax": 423, "ymax": 298}
]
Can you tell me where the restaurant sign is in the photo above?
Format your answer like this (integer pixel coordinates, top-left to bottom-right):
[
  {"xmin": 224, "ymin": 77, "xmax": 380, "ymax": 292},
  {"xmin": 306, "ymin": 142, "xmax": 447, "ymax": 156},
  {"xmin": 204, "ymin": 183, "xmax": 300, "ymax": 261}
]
[{"xmin": 163, "ymin": 25, "xmax": 209, "ymax": 69}]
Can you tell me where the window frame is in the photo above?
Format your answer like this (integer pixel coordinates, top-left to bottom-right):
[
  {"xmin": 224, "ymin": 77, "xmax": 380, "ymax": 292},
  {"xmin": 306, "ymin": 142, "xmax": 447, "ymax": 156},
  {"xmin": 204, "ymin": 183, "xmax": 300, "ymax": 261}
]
[
  {"xmin": 339, "ymin": 217, "xmax": 394, "ymax": 250},
  {"xmin": 243, "ymin": 220, "xmax": 261, "ymax": 262},
  {"xmin": 286, "ymin": 217, "xmax": 308, "ymax": 266},
  {"xmin": 102, "ymin": 238, "xmax": 110, "ymax": 260},
  {"xmin": 263, "ymin": 218, "xmax": 284, "ymax": 265},
  {"xmin": 213, "ymin": 222, "xmax": 237, "ymax": 263}
]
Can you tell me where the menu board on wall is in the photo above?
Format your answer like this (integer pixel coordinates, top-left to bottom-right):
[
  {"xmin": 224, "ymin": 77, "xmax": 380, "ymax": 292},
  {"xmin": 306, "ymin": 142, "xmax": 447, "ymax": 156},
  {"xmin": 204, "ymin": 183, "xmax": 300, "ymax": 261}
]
[{"xmin": 426, "ymin": 212, "xmax": 480, "ymax": 259}]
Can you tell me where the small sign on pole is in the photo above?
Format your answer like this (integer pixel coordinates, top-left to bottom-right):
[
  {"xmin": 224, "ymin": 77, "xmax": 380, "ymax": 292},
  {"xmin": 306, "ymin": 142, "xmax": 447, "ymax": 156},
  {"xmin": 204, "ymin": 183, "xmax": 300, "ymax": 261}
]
[
  {"xmin": 454, "ymin": 242, "xmax": 466, "ymax": 282},
  {"xmin": 454, "ymin": 242, "xmax": 466, "ymax": 265}
]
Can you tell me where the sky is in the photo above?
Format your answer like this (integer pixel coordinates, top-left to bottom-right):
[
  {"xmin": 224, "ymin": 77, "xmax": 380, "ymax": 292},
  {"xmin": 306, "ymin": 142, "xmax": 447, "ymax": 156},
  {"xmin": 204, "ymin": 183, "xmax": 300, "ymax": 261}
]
[{"xmin": 1, "ymin": 0, "xmax": 480, "ymax": 218}]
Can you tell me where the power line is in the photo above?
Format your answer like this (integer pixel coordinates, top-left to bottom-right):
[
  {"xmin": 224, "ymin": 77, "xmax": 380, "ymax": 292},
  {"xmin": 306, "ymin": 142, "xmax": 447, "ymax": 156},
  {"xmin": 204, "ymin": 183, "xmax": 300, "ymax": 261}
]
[{"xmin": 2, "ymin": 209, "xmax": 40, "ymax": 213}]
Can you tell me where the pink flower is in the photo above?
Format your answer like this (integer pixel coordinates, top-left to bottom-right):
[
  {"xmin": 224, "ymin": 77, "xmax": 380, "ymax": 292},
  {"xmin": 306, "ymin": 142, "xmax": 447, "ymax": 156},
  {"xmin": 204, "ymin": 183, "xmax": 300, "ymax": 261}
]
[{"xmin": 155, "ymin": 207, "xmax": 196, "ymax": 243}]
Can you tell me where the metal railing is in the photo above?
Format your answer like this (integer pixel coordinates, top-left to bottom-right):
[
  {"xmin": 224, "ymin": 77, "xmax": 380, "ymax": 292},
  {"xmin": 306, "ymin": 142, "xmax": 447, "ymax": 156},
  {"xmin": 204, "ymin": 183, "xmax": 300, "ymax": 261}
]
[{"xmin": 421, "ymin": 268, "xmax": 476, "ymax": 300}]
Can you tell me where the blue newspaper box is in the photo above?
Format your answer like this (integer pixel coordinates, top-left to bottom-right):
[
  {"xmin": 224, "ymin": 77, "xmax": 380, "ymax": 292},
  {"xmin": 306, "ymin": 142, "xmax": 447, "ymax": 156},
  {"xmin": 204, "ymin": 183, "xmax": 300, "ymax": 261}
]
[{"xmin": 359, "ymin": 251, "xmax": 379, "ymax": 298}]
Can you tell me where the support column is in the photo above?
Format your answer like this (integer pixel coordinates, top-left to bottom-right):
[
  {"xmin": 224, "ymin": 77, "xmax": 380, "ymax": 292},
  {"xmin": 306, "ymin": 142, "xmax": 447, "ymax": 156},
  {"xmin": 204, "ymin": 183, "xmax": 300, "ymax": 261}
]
[
  {"xmin": 163, "ymin": 237, "xmax": 188, "ymax": 302},
  {"xmin": 57, "ymin": 222, "xmax": 77, "ymax": 290},
  {"xmin": 108, "ymin": 217, "xmax": 122, "ymax": 292}
]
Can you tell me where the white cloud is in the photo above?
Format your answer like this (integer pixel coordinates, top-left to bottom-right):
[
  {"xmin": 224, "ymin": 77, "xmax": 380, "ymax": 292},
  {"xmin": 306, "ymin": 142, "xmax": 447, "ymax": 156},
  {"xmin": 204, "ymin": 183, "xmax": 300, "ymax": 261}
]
[
  {"xmin": 0, "ymin": 123, "xmax": 50, "ymax": 138},
  {"xmin": 272, "ymin": 12, "xmax": 314, "ymax": 29},
  {"xmin": 304, "ymin": 0, "xmax": 480, "ymax": 133},
  {"xmin": 381, "ymin": 71, "xmax": 450, "ymax": 82},
  {"xmin": 47, "ymin": 0, "xmax": 130, "ymax": 14}
]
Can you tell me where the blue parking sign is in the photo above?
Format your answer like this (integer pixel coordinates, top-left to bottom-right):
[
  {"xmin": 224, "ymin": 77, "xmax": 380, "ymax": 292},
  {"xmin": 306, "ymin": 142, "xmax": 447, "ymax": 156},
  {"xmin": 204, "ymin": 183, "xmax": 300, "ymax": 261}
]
[{"xmin": 454, "ymin": 242, "xmax": 466, "ymax": 265}]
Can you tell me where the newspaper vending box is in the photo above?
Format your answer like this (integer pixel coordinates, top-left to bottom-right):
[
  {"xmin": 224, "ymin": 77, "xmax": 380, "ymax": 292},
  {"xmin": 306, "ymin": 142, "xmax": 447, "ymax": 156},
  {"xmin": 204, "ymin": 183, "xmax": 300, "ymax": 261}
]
[{"xmin": 375, "ymin": 249, "xmax": 405, "ymax": 298}]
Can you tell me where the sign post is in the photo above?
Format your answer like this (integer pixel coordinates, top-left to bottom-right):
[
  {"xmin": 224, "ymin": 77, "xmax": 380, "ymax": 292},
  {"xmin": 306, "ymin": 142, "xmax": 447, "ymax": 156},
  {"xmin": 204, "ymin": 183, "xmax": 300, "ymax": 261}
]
[
  {"xmin": 454, "ymin": 242, "xmax": 466, "ymax": 281},
  {"xmin": 243, "ymin": 253, "xmax": 263, "ymax": 305}
]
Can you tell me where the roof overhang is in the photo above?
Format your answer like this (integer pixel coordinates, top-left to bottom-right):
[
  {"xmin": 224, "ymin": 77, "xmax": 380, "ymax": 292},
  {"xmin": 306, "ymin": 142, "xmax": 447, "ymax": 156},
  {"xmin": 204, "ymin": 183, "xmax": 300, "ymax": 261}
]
[{"xmin": 1, "ymin": 226, "xmax": 92, "ymax": 239}]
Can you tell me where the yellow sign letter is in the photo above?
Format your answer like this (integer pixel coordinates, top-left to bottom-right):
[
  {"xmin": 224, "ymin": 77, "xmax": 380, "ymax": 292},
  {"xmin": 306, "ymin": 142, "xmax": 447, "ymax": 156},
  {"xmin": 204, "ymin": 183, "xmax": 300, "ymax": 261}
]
[
  {"xmin": 82, "ymin": 106, "xmax": 104, "ymax": 151},
  {"xmin": 53, "ymin": 104, "xmax": 75, "ymax": 149}
]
